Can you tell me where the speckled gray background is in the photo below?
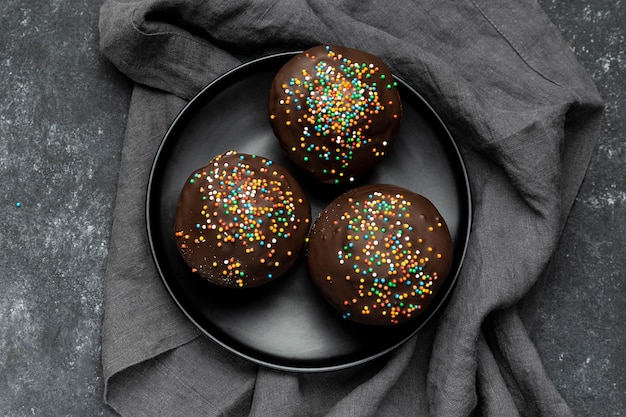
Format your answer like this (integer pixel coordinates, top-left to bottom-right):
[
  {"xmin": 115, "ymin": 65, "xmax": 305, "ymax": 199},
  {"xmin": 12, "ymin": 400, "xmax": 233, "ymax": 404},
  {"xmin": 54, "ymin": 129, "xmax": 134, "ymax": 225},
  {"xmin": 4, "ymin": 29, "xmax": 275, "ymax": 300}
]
[{"xmin": 0, "ymin": 1, "xmax": 623, "ymax": 416}]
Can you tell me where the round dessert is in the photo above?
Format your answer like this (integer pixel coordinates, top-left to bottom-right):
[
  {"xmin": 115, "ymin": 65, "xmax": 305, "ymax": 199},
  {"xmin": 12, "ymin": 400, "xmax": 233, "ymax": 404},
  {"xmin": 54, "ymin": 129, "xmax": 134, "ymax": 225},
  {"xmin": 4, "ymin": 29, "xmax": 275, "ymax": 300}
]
[
  {"xmin": 174, "ymin": 151, "xmax": 312, "ymax": 288},
  {"xmin": 307, "ymin": 184, "xmax": 453, "ymax": 325},
  {"xmin": 268, "ymin": 44, "xmax": 402, "ymax": 184}
]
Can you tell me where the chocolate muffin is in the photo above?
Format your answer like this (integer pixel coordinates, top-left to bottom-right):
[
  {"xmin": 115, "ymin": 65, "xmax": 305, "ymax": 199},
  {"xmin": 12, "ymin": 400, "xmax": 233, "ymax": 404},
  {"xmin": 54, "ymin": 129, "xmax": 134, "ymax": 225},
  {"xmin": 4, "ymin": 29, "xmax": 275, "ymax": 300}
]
[
  {"xmin": 174, "ymin": 151, "xmax": 311, "ymax": 288},
  {"xmin": 268, "ymin": 45, "xmax": 402, "ymax": 184},
  {"xmin": 307, "ymin": 184, "xmax": 453, "ymax": 325}
]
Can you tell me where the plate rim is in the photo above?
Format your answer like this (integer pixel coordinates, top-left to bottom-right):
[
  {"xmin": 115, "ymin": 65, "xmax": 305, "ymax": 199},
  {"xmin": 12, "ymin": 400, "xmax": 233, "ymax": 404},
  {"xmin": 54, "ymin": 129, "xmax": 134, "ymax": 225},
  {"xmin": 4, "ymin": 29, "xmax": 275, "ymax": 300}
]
[{"xmin": 145, "ymin": 51, "xmax": 472, "ymax": 372}]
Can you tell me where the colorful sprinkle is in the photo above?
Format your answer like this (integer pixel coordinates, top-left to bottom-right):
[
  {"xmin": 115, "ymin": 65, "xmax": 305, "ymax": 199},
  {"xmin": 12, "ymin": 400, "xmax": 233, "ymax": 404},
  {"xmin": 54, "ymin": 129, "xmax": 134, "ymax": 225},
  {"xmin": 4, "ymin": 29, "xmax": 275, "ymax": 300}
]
[
  {"xmin": 275, "ymin": 45, "xmax": 399, "ymax": 183},
  {"xmin": 330, "ymin": 190, "xmax": 444, "ymax": 324},
  {"xmin": 175, "ymin": 151, "xmax": 309, "ymax": 285}
]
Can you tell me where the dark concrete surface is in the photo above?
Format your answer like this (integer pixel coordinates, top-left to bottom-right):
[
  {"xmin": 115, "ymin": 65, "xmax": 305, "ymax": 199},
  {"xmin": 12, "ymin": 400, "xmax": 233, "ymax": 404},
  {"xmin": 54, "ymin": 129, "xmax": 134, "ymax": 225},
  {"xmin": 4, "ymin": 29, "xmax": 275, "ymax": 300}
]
[{"xmin": 0, "ymin": 0, "xmax": 623, "ymax": 416}]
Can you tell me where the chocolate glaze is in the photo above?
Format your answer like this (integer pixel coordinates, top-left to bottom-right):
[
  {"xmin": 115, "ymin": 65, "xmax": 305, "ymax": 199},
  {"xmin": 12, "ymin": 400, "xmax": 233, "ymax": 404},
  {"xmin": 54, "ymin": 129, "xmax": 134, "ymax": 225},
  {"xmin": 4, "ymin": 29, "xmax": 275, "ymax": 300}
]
[
  {"xmin": 174, "ymin": 151, "xmax": 311, "ymax": 288},
  {"xmin": 268, "ymin": 45, "xmax": 402, "ymax": 184},
  {"xmin": 307, "ymin": 184, "xmax": 453, "ymax": 325}
]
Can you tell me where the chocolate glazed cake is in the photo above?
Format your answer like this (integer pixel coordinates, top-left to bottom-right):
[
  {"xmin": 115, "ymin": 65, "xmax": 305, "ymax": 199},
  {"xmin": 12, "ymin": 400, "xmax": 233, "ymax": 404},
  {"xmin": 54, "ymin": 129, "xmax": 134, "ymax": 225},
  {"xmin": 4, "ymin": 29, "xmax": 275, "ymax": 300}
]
[
  {"xmin": 307, "ymin": 184, "xmax": 453, "ymax": 325},
  {"xmin": 268, "ymin": 45, "xmax": 402, "ymax": 184},
  {"xmin": 174, "ymin": 151, "xmax": 311, "ymax": 288}
]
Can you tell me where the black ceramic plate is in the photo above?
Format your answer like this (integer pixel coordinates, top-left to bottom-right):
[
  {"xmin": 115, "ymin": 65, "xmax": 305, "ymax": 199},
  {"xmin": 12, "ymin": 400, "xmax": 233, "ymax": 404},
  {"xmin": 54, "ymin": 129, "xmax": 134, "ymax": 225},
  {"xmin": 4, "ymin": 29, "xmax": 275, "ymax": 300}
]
[{"xmin": 147, "ymin": 52, "xmax": 471, "ymax": 372}]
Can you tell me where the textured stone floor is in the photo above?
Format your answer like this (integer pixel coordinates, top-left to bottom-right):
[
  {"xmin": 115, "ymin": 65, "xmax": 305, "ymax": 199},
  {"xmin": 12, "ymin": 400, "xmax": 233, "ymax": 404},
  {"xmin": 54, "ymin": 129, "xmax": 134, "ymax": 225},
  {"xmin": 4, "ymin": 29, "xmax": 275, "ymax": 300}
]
[{"xmin": 0, "ymin": 0, "xmax": 623, "ymax": 415}]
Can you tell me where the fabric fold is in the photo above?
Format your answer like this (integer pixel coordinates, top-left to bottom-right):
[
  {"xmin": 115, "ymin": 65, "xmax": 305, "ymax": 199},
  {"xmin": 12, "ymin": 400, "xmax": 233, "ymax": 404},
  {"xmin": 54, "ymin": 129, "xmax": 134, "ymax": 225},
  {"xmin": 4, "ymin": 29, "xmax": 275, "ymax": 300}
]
[
  {"xmin": 481, "ymin": 307, "xmax": 574, "ymax": 416},
  {"xmin": 99, "ymin": 0, "xmax": 603, "ymax": 415},
  {"xmin": 101, "ymin": 85, "xmax": 201, "ymax": 386}
]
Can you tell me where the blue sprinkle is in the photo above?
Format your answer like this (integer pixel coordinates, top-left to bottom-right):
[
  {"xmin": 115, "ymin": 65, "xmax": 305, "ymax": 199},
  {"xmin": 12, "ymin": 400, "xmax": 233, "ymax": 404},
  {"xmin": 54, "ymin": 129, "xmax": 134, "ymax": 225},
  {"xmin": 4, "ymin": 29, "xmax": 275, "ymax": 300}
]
[{"xmin": 15, "ymin": 202, "xmax": 21, "ymax": 208}]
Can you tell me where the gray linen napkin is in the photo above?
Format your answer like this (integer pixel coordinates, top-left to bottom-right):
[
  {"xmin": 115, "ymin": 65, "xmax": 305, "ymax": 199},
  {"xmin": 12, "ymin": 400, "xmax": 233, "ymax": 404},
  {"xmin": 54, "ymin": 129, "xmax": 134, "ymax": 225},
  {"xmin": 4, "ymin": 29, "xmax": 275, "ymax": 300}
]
[{"xmin": 99, "ymin": 1, "xmax": 603, "ymax": 415}]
